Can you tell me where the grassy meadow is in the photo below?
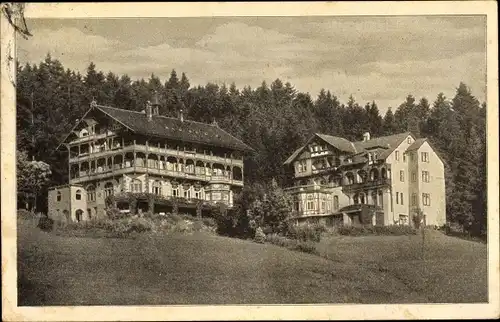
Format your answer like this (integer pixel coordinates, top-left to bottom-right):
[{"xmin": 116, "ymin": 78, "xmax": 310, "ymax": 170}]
[{"xmin": 17, "ymin": 218, "xmax": 487, "ymax": 305}]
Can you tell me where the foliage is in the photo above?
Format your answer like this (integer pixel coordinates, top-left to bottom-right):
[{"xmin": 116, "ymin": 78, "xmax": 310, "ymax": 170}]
[
  {"xmin": 285, "ymin": 222, "xmax": 327, "ymax": 242},
  {"xmin": 335, "ymin": 225, "xmax": 417, "ymax": 236},
  {"xmin": 412, "ymin": 207, "xmax": 425, "ymax": 229},
  {"xmin": 16, "ymin": 56, "xmax": 486, "ymax": 235},
  {"xmin": 17, "ymin": 150, "xmax": 51, "ymax": 211},
  {"xmin": 247, "ymin": 179, "xmax": 293, "ymax": 235},
  {"xmin": 254, "ymin": 227, "xmax": 266, "ymax": 243},
  {"xmin": 37, "ymin": 216, "xmax": 54, "ymax": 232},
  {"xmin": 265, "ymin": 233, "xmax": 318, "ymax": 255}
]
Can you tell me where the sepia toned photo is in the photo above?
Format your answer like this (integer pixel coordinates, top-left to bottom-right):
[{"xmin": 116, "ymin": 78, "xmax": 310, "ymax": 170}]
[{"xmin": 2, "ymin": 2, "xmax": 499, "ymax": 321}]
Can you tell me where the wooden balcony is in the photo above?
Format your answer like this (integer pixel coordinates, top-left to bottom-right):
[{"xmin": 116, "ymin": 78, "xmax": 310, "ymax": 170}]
[
  {"xmin": 69, "ymin": 144, "xmax": 243, "ymax": 166},
  {"xmin": 341, "ymin": 178, "xmax": 390, "ymax": 193},
  {"xmin": 69, "ymin": 164, "xmax": 243, "ymax": 187}
]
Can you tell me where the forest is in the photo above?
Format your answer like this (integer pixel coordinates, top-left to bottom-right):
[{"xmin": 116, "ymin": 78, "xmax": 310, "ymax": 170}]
[{"xmin": 15, "ymin": 54, "xmax": 487, "ymax": 235}]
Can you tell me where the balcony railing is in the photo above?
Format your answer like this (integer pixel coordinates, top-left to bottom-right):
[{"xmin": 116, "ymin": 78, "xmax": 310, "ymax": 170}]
[
  {"xmin": 70, "ymin": 164, "xmax": 243, "ymax": 186},
  {"xmin": 341, "ymin": 178, "xmax": 390, "ymax": 193},
  {"xmin": 69, "ymin": 143, "xmax": 243, "ymax": 166}
]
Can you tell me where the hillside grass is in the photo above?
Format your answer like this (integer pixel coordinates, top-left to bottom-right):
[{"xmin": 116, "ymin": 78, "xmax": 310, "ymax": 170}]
[
  {"xmin": 17, "ymin": 219, "xmax": 487, "ymax": 305},
  {"xmin": 316, "ymin": 230, "xmax": 488, "ymax": 303}
]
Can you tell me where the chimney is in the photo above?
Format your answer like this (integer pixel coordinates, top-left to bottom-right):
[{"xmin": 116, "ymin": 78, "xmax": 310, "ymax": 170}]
[
  {"xmin": 363, "ymin": 132, "xmax": 371, "ymax": 141},
  {"xmin": 146, "ymin": 100, "xmax": 152, "ymax": 121}
]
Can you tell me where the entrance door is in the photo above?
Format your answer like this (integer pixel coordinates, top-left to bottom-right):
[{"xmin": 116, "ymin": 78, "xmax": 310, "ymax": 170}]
[{"xmin": 76, "ymin": 209, "xmax": 83, "ymax": 222}]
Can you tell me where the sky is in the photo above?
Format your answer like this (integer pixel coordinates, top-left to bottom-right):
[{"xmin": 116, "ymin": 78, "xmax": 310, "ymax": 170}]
[{"xmin": 18, "ymin": 16, "xmax": 486, "ymax": 114}]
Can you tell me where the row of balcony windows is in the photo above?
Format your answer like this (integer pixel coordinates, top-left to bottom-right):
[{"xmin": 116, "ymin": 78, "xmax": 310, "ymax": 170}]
[{"xmin": 70, "ymin": 161, "xmax": 242, "ymax": 181}]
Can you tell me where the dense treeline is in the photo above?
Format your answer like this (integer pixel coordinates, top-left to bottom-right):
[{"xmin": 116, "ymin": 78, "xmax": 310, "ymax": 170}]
[{"xmin": 16, "ymin": 54, "xmax": 487, "ymax": 234}]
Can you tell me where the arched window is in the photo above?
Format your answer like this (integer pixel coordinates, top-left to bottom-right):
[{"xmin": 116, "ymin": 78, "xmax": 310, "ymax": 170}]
[
  {"xmin": 360, "ymin": 193, "xmax": 366, "ymax": 204},
  {"xmin": 75, "ymin": 189, "xmax": 82, "ymax": 200},
  {"xmin": 104, "ymin": 182, "xmax": 114, "ymax": 197},
  {"xmin": 353, "ymin": 193, "xmax": 359, "ymax": 205},
  {"xmin": 153, "ymin": 180, "xmax": 162, "ymax": 195},
  {"xmin": 56, "ymin": 191, "xmax": 61, "ymax": 202},
  {"xmin": 130, "ymin": 179, "xmax": 142, "ymax": 193},
  {"xmin": 87, "ymin": 185, "xmax": 96, "ymax": 201},
  {"xmin": 333, "ymin": 195, "xmax": 339, "ymax": 210}
]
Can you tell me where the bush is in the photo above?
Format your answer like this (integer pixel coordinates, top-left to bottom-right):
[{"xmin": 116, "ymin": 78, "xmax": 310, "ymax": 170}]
[
  {"xmin": 37, "ymin": 216, "xmax": 54, "ymax": 232},
  {"xmin": 294, "ymin": 240, "xmax": 318, "ymax": 254},
  {"xmin": 106, "ymin": 207, "xmax": 129, "ymax": 220},
  {"xmin": 254, "ymin": 227, "xmax": 266, "ymax": 243},
  {"xmin": 335, "ymin": 225, "xmax": 417, "ymax": 236},
  {"xmin": 265, "ymin": 233, "xmax": 318, "ymax": 255},
  {"xmin": 18, "ymin": 209, "xmax": 35, "ymax": 220},
  {"xmin": 286, "ymin": 222, "xmax": 327, "ymax": 242}
]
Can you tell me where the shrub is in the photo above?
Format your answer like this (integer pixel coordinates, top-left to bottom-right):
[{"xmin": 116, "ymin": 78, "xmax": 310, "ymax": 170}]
[
  {"xmin": 202, "ymin": 217, "xmax": 217, "ymax": 228},
  {"xmin": 37, "ymin": 216, "xmax": 54, "ymax": 232},
  {"xmin": 286, "ymin": 222, "xmax": 327, "ymax": 242},
  {"xmin": 335, "ymin": 225, "xmax": 417, "ymax": 236},
  {"xmin": 254, "ymin": 227, "xmax": 266, "ymax": 243},
  {"xmin": 294, "ymin": 240, "xmax": 318, "ymax": 254},
  {"xmin": 265, "ymin": 233, "xmax": 318, "ymax": 255},
  {"xmin": 17, "ymin": 209, "xmax": 35, "ymax": 220},
  {"xmin": 106, "ymin": 207, "xmax": 129, "ymax": 220}
]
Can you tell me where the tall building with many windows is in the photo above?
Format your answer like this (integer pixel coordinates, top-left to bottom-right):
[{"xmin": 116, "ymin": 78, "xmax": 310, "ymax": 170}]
[
  {"xmin": 283, "ymin": 131, "xmax": 446, "ymax": 227},
  {"xmin": 48, "ymin": 97, "xmax": 252, "ymax": 222}
]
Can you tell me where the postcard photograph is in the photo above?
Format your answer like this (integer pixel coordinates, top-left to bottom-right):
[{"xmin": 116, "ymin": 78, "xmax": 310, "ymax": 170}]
[{"xmin": 1, "ymin": 2, "xmax": 498, "ymax": 321}]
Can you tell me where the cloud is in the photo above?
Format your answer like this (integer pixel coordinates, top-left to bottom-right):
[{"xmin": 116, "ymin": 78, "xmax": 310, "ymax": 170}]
[
  {"xmin": 18, "ymin": 27, "xmax": 124, "ymax": 65},
  {"xmin": 17, "ymin": 18, "xmax": 486, "ymax": 114}
]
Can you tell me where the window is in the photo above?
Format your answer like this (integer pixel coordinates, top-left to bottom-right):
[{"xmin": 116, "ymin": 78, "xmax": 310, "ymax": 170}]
[
  {"xmin": 104, "ymin": 182, "xmax": 113, "ymax": 197},
  {"xmin": 400, "ymin": 193, "xmax": 404, "ymax": 205},
  {"xmin": 422, "ymin": 171, "xmax": 430, "ymax": 182},
  {"xmin": 400, "ymin": 170, "xmax": 405, "ymax": 182},
  {"xmin": 396, "ymin": 192, "xmax": 399, "ymax": 204},
  {"xmin": 87, "ymin": 185, "xmax": 96, "ymax": 201},
  {"xmin": 395, "ymin": 150, "xmax": 400, "ymax": 161},
  {"xmin": 153, "ymin": 180, "xmax": 162, "ymax": 195},
  {"xmin": 194, "ymin": 191, "xmax": 201, "ymax": 199},
  {"xmin": 333, "ymin": 196, "xmax": 339, "ymax": 210},
  {"xmin": 422, "ymin": 193, "xmax": 431, "ymax": 206},
  {"xmin": 403, "ymin": 154, "xmax": 406, "ymax": 162},
  {"xmin": 410, "ymin": 153, "xmax": 415, "ymax": 161},
  {"xmin": 56, "ymin": 191, "xmax": 61, "ymax": 202},
  {"xmin": 184, "ymin": 188, "xmax": 191, "ymax": 199},
  {"xmin": 411, "ymin": 171, "xmax": 417, "ymax": 182},
  {"xmin": 421, "ymin": 152, "xmax": 429, "ymax": 162},
  {"xmin": 307, "ymin": 195, "xmax": 314, "ymax": 210},
  {"xmin": 411, "ymin": 193, "xmax": 417, "ymax": 206},
  {"xmin": 407, "ymin": 137, "xmax": 412, "ymax": 144},
  {"xmin": 172, "ymin": 187, "xmax": 178, "ymax": 197},
  {"xmin": 75, "ymin": 189, "xmax": 82, "ymax": 200},
  {"xmin": 130, "ymin": 179, "xmax": 142, "ymax": 193}
]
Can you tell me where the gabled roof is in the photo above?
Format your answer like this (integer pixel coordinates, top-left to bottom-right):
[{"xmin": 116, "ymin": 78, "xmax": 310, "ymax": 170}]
[
  {"xmin": 283, "ymin": 133, "xmax": 356, "ymax": 165},
  {"xmin": 405, "ymin": 138, "xmax": 446, "ymax": 165},
  {"xmin": 405, "ymin": 138, "xmax": 427, "ymax": 152},
  {"xmin": 315, "ymin": 133, "xmax": 356, "ymax": 154},
  {"xmin": 353, "ymin": 132, "xmax": 411, "ymax": 152},
  {"xmin": 60, "ymin": 104, "xmax": 253, "ymax": 152},
  {"xmin": 283, "ymin": 131, "xmax": 415, "ymax": 166}
]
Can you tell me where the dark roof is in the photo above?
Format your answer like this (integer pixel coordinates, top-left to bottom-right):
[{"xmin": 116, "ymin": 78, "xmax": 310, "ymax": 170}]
[
  {"xmin": 283, "ymin": 146, "xmax": 303, "ymax": 165},
  {"xmin": 284, "ymin": 131, "xmax": 412, "ymax": 165},
  {"xmin": 66, "ymin": 105, "xmax": 253, "ymax": 152},
  {"xmin": 316, "ymin": 133, "xmax": 356, "ymax": 153},
  {"xmin": 353, "ymin": 132, "xmax": 411, "ymax": 152},
  {"xmin": 406, "ymin": 138, "xmax": 427, "ymax": 152}
]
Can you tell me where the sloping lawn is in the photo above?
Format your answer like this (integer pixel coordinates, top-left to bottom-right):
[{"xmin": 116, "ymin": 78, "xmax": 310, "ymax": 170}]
[
  {"xmin": 316, "ymin": 230, "xmax": 488, "ymax": 303},
  {"xmin": 18, "ymin": 220, "xmax": 429, "ymax": 305}
]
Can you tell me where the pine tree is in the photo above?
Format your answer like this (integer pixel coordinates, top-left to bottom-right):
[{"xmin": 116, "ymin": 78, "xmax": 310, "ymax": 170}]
[{"xmin": 382, "ymin": 107, "xmax": 397, "ymax": 135}]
